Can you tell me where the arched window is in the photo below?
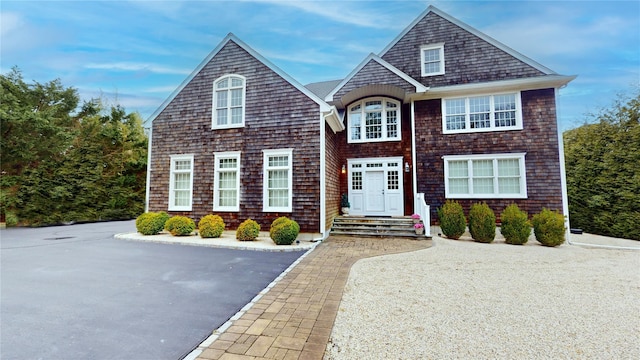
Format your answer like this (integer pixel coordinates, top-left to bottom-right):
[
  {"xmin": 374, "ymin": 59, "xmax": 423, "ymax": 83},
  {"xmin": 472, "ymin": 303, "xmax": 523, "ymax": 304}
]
[
  {"xmin": 348, "ymin": 97, "xmax": 401, "ymax": 143},
  {"xmin": 213, "ymin": 75, "xmax": 245, "ymax": 129}
]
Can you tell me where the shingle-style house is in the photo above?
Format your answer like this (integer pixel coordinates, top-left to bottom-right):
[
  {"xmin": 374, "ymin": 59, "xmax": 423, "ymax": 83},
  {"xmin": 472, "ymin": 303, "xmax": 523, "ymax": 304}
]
[{"xmin": 145, "ymin": 6, "xmax": 575, "ymax": 239}]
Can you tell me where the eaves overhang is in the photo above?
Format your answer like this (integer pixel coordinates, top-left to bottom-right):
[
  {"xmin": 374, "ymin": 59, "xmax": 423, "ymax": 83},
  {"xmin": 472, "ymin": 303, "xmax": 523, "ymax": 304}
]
[{"xmin": 410, "ymin": 75, "xmax": 577, "ymax": 101}]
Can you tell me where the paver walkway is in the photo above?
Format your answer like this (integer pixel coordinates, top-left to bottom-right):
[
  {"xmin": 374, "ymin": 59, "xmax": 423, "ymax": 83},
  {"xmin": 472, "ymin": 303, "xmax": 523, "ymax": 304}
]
[{"xmin": 195, "ymin": 236, "xmax": 432, "ymax": 360}]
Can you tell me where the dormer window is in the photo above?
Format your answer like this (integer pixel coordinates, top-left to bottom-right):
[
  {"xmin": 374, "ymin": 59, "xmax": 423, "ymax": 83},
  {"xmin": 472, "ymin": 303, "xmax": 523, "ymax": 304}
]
[
  {"xmin": 213, "ymin": 75, "xmax": 245, "ymax": 129},
  {"xmin": 420, "ymin": 44, "xmax": 445, "ymax": 76},
  {"xmin": 348, "ymin": 97, "xmax": 401, "ymax": 143}
]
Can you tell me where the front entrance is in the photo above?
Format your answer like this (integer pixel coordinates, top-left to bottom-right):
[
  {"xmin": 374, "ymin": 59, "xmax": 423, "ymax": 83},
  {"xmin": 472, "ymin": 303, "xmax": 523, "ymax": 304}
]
[{"xmin": 348, "ymin": 157, "xmax": 404, "ymax": 216}]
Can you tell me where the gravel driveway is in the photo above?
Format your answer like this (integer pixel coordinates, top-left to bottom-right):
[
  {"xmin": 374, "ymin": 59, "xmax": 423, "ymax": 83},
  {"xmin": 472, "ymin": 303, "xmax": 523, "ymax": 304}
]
[{"xmin": 326, "ymin": 236, "xmax": 640, "ymax": 359}]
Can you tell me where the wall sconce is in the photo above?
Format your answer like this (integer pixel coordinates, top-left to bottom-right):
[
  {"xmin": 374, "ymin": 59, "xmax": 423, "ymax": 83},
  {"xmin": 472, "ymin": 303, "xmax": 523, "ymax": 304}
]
[
  {"xmin": 405, "ymin": 162, "xmax": 410, "ymax": 173},
  {"xmin": 342, "ymin": 164, "xmax": 346, "ymax": 174}
]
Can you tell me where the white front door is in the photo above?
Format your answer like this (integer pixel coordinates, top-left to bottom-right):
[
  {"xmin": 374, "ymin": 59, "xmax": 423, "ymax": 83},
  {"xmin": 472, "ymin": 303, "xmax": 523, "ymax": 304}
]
[
  {"xmin": 365, "ymin": 171, "xmax": 385, "ymax": 212},
  {"xmin": 348, "ymin": 157, "xmax": 404, "ymax": 216}
]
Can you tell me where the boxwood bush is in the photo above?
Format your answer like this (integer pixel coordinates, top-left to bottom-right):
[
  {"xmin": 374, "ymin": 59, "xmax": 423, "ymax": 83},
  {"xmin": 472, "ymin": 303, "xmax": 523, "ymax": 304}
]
[
  {"xmin": 198, "ymin": 214, "xmax": 225, "ymax": 238},
  {"xmin": 236, "ymin": 219, "xmax": 260, "ymax": 241},
  {"xmin": 136, "ymin": 211, "xmax": 170, "ymax": 235},
  {"xmin": 437, "ymin": 200, "xmax": 466, "ymax": 239},
  {"xmin": 164, "ymin": 215, "xmax": 195, "ymax": 236},
  {"xmin": 270, "ymin": 216, "xmax": 300, "ymax": 245},
  {"xmin": 469, "ymin": 202, "xmax": 496, "ymax": 243},
  {"xmin": 500, "ymin": 204, "xmax": 531, "ymax": 245},
  {"xmin": 532, "ymin": 208, "xmax": 566, "ymax": 247}
]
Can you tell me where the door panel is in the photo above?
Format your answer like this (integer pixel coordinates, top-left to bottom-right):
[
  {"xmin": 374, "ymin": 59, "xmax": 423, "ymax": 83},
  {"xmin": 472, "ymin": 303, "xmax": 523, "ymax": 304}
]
[{"xmin": 365, "ymin": 171, "xmax": 385, "ymax": 212}]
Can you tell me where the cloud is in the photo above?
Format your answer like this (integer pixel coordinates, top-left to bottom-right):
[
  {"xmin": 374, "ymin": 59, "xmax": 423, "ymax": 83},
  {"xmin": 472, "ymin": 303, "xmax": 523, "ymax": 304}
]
[{"xmin": 85, "ymin": 62, "xmax": 192, "ymax": 75}]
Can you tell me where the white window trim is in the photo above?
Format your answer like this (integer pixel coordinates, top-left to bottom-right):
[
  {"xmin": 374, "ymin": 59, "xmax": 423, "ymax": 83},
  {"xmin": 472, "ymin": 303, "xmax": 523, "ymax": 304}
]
[
  {"xmin": 168, "ymin": 154, "xmax": 194, "ymax": 211},
  {"xmin": 262, "ymin": 148, "xmax": 293, "ymax": 212},
  {"xmin": 212, "ymin": 74, "xmax": 246, "ymax": 130},
  {"xmin": 442, "ymin": 92, "xmax": 523, "ymax": 134},
  {"xmin": 347, "ymin": 97, "xmax": 401, "ymax": 144},
  {"xmin": 213, "ymin": 151, "xmax": 241, "ymax": 212},
  {"xmin": 420, "ymin": 43, "xmax": 445, "ymax": 77},
  {"xmin": 443, "ymin": 153, "xmax": 528, "ymax": 199}
]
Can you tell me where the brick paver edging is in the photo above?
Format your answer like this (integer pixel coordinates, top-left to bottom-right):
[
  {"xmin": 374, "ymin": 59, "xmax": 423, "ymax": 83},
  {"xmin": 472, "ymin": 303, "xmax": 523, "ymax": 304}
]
[{"xmin": 188, "ymin": 236, "xmax": 432, "ymax": 360}]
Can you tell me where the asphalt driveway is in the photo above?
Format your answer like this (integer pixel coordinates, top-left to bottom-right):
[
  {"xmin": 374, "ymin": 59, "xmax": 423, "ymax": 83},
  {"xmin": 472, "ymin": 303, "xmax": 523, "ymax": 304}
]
[{"xmin": 0, "ymin": 220, "xmax": 305, "ymax": 360}]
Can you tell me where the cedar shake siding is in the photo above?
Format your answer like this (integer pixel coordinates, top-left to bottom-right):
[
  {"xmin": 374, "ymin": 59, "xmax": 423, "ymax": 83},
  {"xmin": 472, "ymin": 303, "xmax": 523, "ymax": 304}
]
[
  {"xmin": 381, "ymin": 12, "xmax": 546, "ymax": 88},
  {"xmin": 324, "ymin": 124, "xmax": 341, "ymax": 231},
  {"xmin": 148, "ymin": 39, "xmax": 322, "ymax": 233},
  {"xmin": 415, "ymin": 88, "xmax": 564, "ymax": 223}
]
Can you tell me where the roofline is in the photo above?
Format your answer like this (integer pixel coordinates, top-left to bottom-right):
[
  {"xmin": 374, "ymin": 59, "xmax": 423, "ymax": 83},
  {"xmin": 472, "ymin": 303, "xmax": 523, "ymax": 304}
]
[
  {"xmin": 324, "ymin": 53, "xmax": 428, "ymax": 102},
  {"xmin": 410, "ymin": 74, "xmax": 577, "ymax": 100},
  {"xmin": 379, "ymin": 5, "xmax": 557, "ymax": 75},
  {"xmin": 147, "ymin": 33, "xmax": 332, "ymax": 123}
]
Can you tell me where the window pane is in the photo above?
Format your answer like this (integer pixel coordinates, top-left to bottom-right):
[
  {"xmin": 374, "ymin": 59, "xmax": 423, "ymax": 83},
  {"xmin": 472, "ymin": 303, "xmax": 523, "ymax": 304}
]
[
  {"xmin": 216, "ymin": 109, "xmax": 227, "ymax": 125},
  {"xmin": 174, "ymin": 160, "xmax": 191, "ymax": 171},
  {"xmin": 219, "ymin": 158, "xmax": 237, "ymax": 169},
  {"xmin": 268, "ymin": 156, "xmax": 288, "ymax": 167},
  {"xmin": 386, "ymin": 109, "xmax": 398, "ymax": 138},
  {"xmin": 365, "ymin": 101, "xmax": 382, "ymax": 110},
  {"xmin": 231, "ymin": 77, "xmax": 243, "ymax": 87},
  {"xmin": 216, "ymin": 78, "xmax": 228, "ymax": 89},
  {"xmin": 472, "ymin": 160, "xmax": 493, "ymax": 177},
  {"xmin": 268, "ymin": 189, "xmax": 288, "ymax": 207},
  {"xmin": 498, "ymin": 159, "xmax": 520, "ymax": 176},
  {"xmin": 498, "ymin": 178, "xmax": 520, "ymax": 194},
  {"xmin": 231, "ymin": 108, "xmax": 242, "ymax": 124},
  {"xmin": 350, "ymin": 112, "xmax": 361, "ymax": 140},
  {"xmin": 448, "ymin": 161, "xmax": 468, "ymax": 177},
  {"xmin": 387, "ymin": 170, "xmax": 399, "ymax": 190},
  {"xmin": 446, "ymin": 98, "xmax": 466, "ymax": 131},
  {"xmin": 352, "ymin": 171, "xmax": 362, "ymax": 190},
  {"xmin": 231, "ymin": 89, "xmax": 242, "ymax": 106},
  {"xmin": 216, "ymin": 90, "xmax": 227, "ymax": 108},
  {"xmin": 423, "ymin": 48, "xmax": 440, "ymax": 62},
  {"xmin": 174, "ymin": 172, "xmax": 190, "ymax": 190},
  {"xmin": 469, "ymin": 96, "xmax": 490, "ymax": 129},
  {"xmin": 218, "ymin": 189, "xmax": 237, "ymax": 207},
  {"xmin": 449, "ymin": 178, "xmax": 469, "ymax": 194},
  {"xmin": 473, "ymin": 177, "xmax": 494, "ymax": 194},
  {"xmin": 365, "ymin": 111, "xmax": 382, "ymax": 139},
  {"xmin": 174, "ymin": 190, "xmax": 190, "ymax": 206},
  {"xmin": 219, "ymin": 171, "xmax": 236, "ymax": 189}
]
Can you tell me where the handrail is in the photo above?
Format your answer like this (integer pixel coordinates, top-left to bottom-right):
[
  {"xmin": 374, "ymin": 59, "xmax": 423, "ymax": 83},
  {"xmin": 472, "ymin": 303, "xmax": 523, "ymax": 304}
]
[{"xmin": 414, "ymin": 193, "xmax": 431, "ymax": 237}]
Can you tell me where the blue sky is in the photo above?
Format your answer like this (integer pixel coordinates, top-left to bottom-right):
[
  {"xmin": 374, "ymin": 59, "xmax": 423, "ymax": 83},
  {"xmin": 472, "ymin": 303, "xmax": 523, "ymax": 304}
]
[{"xmin": 2, "ymin": 0, "xmax": 638, "ymax": 130}]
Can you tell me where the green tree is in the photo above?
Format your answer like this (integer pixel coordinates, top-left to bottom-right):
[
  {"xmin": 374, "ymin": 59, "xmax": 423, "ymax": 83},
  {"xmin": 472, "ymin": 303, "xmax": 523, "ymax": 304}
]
[
  {"xmin": 1, "ymin": 68, "xmax": 147, "ymax": 225},
  {"xmin": 563, "ymin": 90, "xmax": 640, "ymax": 240}
]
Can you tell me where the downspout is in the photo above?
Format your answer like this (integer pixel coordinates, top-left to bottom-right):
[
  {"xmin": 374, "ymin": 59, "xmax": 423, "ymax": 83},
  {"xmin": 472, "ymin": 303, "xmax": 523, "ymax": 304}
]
[
  {"xmin": 144, "ymin": 127, "xmax": 153, "ymax": 213},
  {"xmin": 411, "ymin": 99, "xmax": 418, "ymax": 208},
  {"xmin": 555, "ymin": 87, "xmax": 572, "ymax": 244}
]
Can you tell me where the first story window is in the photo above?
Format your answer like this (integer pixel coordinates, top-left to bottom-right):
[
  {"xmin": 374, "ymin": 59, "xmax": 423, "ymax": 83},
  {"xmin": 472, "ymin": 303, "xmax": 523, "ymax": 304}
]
[
  {"xmin": 442, "ymin": 92, "xmax": 522, "ymax": 134},
  {"xmin": 443, "ymin": 153, "xmax": 527, "ymax": 199},
  {"xmin": 348, "ymin": 97, "xmax": 401, "ymax": 143},
  {"xmin": 169, "ymin": 154, "xmax": 194, "ymax": 211},
  {"xmin": 263, "ymin": 149, "xmax": 293, "ymax": 212},
  {"xmin": 213, "ymin": 151, "xmax": 241, "ymax": 211}
]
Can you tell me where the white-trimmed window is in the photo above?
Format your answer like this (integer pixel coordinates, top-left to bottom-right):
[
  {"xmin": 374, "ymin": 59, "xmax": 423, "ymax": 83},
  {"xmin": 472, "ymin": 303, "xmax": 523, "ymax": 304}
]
[
  {"xmin": 348, "ymin": 97, "xmax": 401, "ymax": 143},
  {"xmin": 420, "ymin": 44, "xmax": 445, "ymax": 76},
  {"xmin": 213, "ymin": 74, "xmax": 245, "ymax": 129},
  {"xmin": 169, "ymin": 154, "xmax": 194, "ymax": 211},
  {"xmin": 443, "ymin": 92, "xmax": 522, "ymax": 134},
  {"xmin": 263, "ymin": 149, "xmax": 293, "ymax": 212},
  {"xmin": 213, "ymin": 151, "xmax": 241, "ymax": 211},
  {"xmin": 443, "ymin": 153, "xmax": 527, "ymax": 199}
]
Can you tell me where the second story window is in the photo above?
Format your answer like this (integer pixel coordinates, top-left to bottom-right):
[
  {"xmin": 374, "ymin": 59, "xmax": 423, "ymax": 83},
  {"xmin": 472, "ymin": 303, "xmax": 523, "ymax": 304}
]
[
  {"xmin": 348, "ymin": 97, "xmax": 401, "ymax": 143},
  {"xmin": 442, "ymin": 92, "xmax": 522, "ymax": 134},
  {"xmin": 213, "ymin": 75, "xmax": 245, "ymax": 129},
  {"xmin": 420, "ymin": 44, "xmax": 445, "ymax": 76}
]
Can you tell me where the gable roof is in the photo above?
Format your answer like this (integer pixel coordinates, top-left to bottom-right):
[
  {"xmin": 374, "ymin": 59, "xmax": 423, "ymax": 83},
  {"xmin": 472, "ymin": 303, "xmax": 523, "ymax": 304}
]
[
  {"xmin": 324, "ymin": 53, "xmax": 429, "ymax": 105},
  {"xmin": 379, "ymin": 5, "xmax": 556, "ymax": 75},
  {"xmin": 147, "ymin": 33, "xmax": 335, "ymax": 124},
  {"xmin": 305, "ymin": 79, "xmax": 343, "ymax": 99}
]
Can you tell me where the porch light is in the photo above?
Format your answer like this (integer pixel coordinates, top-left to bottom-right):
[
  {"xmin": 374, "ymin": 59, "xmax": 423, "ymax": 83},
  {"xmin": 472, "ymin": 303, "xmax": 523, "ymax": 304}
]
[
  {"xmin": 342, "ymin": 164, "xmax": 346, "ymax": 174},
  {"xmin": 405, "ymin": 162, "xmax": 410, "ymax": 172}
]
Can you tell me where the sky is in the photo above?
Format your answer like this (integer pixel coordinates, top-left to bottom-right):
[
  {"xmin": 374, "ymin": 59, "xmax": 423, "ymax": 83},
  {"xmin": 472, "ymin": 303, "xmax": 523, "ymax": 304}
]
[{"xmin": 1, "ymin": 0, "xmax": 639, "ymax": 130}]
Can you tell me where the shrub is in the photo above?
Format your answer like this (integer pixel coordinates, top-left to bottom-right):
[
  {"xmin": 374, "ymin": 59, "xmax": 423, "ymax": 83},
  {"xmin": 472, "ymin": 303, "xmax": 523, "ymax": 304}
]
[
  {"xmin": 164, "ymin": 215, "xmax": 196, "ymax": 236},
  {"xmin": 532, "ymin": 208, "xmax": 566, "ymax": 247},
  {"xmin": 5, "ymin": 212, "xmax": 18, "ymax": 227},
  {"xmin": 437, "ymin": 200, "xmax": 466, "ymax": 239},
  {"xmin": 136, "ymin": 212, "xmax": 169, "ymax": 235},
  {"xmin": 500, "ymin": 204, "xmax": 531, "ymax": 245},
  {"xmin": 469, "ymin": 202, "xmax": 496, "ymax": 243},
  {"xmin": 199, "ymin": 214, "xmax": 225, "ymax": 238},
  {"xmin": 236, "ymin": 219, "xmax": 260, "ymax": 241},
  {"xmin": 270, "ymin": 217, "xmax": 300, "ymax": 245}
]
